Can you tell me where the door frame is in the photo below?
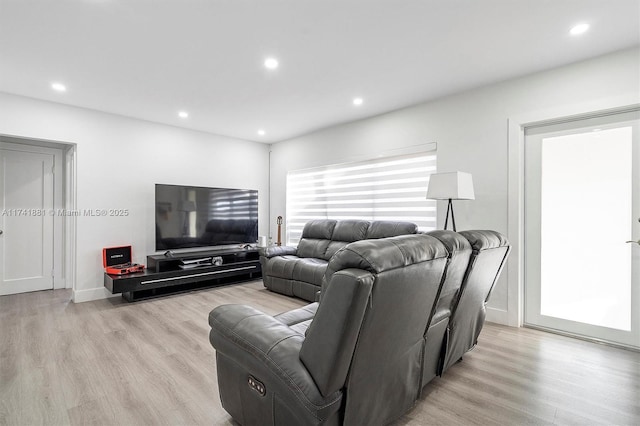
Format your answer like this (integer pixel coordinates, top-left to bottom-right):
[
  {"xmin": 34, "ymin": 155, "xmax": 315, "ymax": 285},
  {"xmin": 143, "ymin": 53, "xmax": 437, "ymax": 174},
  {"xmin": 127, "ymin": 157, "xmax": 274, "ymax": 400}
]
[
  {"xmin": 507, "ymin": 96, "xmax": 640, "ymax": 329},
  {"xmin": 0, "ymin": 134, "xmax": 77, "ymax": 293}
]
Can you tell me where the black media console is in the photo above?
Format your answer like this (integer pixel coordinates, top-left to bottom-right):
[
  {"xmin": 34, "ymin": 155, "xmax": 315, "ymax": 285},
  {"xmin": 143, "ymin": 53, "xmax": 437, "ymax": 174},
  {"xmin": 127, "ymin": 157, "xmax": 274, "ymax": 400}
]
[{"xmin": 104, "ymin": 247, "xmax": 262, "ymax": 301}]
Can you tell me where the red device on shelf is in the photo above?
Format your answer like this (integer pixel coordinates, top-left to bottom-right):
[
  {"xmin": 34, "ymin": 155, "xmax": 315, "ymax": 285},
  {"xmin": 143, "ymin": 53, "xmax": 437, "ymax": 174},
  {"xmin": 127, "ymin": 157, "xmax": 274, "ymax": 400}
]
[{"xmin": 103, "ymin": 245, "xmax": 145, "ymax": 275}]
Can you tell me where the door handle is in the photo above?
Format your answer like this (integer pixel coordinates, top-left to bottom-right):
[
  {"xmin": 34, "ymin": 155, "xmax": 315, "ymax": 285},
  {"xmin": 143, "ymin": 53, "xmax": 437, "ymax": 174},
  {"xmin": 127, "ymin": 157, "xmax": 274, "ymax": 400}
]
[
  {"xmin": 626, "ymin": 240, "xmax": 640, "ymax": 245},
  {"xmin": 0, "ymin": 230, "xmax": 3, "ymax": 235}
]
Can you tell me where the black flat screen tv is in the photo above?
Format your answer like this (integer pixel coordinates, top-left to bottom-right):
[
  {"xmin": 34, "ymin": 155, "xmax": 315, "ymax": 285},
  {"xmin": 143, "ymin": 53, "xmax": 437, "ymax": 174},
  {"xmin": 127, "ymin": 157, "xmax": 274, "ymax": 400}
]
[{"xmin": 155, "ymin": 184, "xmax": 258, "ymax": 251}]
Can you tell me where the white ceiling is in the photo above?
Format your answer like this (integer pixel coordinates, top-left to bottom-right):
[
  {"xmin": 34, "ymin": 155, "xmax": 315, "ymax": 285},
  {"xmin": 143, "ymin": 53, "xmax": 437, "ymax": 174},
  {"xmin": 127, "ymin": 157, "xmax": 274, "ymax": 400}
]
[{"xmin": 1, "ymin": 0, "xmax": 638, "ymax": 143}]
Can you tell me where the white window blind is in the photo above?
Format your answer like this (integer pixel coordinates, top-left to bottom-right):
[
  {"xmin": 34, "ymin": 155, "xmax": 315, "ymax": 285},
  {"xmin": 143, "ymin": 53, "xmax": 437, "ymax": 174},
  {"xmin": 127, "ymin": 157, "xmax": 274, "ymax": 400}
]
[{"xmin": 286, "ymin": 151, "xmax": 437, "ymax": 245}]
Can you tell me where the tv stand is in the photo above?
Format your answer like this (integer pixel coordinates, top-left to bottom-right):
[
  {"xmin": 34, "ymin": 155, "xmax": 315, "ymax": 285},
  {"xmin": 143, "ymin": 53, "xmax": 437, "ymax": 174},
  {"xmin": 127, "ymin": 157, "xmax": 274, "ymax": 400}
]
[{"xmin": 104, "ymin": 247, "xmax": 261, "ymax": 301}]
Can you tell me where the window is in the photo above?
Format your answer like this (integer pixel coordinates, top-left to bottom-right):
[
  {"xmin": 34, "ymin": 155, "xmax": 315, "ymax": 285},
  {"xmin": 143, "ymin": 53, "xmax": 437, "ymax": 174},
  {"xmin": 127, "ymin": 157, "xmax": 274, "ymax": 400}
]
[{"xmin": 286, "ymin": 150, "xmax": 437, "ymax": 245}]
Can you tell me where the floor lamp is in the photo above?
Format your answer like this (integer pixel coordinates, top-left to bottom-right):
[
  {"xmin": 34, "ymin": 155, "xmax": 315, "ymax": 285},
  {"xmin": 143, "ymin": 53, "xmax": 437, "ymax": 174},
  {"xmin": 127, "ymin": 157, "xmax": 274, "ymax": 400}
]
[{"xmin": 426, "ymin": 172, "xmax": 475, "ymax": 232}]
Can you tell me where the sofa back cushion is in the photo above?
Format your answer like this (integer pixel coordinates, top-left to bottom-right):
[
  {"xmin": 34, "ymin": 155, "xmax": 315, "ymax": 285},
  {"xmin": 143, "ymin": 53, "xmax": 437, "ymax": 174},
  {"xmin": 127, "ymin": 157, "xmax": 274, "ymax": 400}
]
[
  {"xmin": 442, "ymin": 230, "xmax": 510, "ymax": 373},
  {"xmin": 426, "ymin": 230, "xmax": 472, "ymax": 324},
  {"xmin": 299, "ymin": 268, "xmax": 374, "ymax": 397},
  {"xmin": 365, "ymin": 221, "xmax": 418, "ymax": 239},
  {"xmin": 422, "ymin": 230, "xmax": 472, "ymax": 383},
  {"xmin": 296, "ymin": 220, "xmax": 337, "ymax": 259},
  {"xmin": 323, "ymin": 220, "xmax": 370, "ymax": 260},
  {"xmin": 296, "ymin": 219, "xmax": 418, "ymax": 261}
]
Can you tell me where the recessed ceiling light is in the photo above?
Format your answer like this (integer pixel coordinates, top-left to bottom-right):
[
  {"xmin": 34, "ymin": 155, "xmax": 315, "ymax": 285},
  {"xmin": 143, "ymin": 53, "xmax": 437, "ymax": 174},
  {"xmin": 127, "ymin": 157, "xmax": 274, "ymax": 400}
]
[
  {"xmin": 570, "ymin": 23, "xmax": 589, "ymax": 36},
  {"xmin": 51, "ymin": 82, "xmax": 66, "ymax": 92},
  {"xmin": 178, "ymin": 111, "xmax": 189, "ymax": 118},
  {"xmin": 264, "ymin": 58, "xmax": 279, "ymax": 70},
  {"xmin": 257, "ymin": 129, "xmax": 266, "ymax": 136},
  {"xmin": 353, "ymin": 97, "xmax": 364, "ymax": 106}
]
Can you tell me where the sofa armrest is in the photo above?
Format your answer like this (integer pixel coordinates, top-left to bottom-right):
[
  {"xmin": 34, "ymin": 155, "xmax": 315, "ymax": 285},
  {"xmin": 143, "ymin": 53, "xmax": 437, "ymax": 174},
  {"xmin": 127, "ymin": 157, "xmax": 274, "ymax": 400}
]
[
  {"xmin": 258, "ymin": 245, "xmax": 298, "ymax": 258},
  {"xmin": 208, "ymin": 304, "xmax": 341, "ymax": 416}
]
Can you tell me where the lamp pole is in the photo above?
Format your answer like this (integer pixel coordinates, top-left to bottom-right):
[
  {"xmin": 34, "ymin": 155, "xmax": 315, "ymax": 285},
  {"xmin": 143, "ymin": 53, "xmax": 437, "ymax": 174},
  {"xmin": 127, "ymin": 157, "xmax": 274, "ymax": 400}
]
[{"xmin": 444, "ymin": 198, "xmax": 457, "ymax": 232}]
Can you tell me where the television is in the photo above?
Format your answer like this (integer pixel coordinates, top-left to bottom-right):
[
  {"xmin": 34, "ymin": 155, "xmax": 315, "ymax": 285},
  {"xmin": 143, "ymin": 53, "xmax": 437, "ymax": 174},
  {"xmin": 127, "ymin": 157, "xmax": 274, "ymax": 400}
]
[{"xmin": 155, "ymin": 184, "xmax": 258, "ymax": 251}]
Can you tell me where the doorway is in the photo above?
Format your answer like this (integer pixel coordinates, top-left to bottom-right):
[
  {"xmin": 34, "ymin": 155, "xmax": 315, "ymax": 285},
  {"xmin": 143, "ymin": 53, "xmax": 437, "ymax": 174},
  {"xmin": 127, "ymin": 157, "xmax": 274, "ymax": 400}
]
[
  {"xmin": 0, "ymin": 136, "xmax": 76, "ymax": 296},
  {"xmin": 524, "ymin": 110, "xmax": 639, "ymax": 349}
]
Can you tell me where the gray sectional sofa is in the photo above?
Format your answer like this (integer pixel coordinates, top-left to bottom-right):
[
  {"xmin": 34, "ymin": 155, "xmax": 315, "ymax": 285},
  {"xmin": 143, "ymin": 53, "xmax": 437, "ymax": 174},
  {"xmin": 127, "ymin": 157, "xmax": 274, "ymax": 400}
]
[
  {"xmin": 209, "ymin": 229, "xmax": 511, "ymax": 425},
  {"xmin": 259, "ymin": 219, "xmax": 418, "ymax": 301}
]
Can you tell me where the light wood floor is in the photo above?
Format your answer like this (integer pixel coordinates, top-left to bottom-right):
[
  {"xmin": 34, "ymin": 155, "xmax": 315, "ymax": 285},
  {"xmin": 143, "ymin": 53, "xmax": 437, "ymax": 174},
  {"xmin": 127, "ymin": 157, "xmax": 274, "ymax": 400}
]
[{"xmin": 1, "ymin": 281, "xmax": 638, "ymax": 426}]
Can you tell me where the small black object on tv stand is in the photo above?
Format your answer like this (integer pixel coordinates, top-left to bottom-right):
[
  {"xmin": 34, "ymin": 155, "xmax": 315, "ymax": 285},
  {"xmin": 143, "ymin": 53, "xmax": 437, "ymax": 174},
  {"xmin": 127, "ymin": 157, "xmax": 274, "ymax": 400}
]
[{"xmin": 104, "ymin": 247, "xmax": 261, "ymax": 302}]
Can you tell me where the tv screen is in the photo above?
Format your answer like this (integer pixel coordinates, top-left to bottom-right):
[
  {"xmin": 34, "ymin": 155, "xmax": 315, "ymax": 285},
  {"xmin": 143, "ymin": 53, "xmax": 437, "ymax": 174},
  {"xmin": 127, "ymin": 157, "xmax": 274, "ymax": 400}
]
[{"xmin": 155, "ymin": 184, "xmax": 258, "ymax": 251}]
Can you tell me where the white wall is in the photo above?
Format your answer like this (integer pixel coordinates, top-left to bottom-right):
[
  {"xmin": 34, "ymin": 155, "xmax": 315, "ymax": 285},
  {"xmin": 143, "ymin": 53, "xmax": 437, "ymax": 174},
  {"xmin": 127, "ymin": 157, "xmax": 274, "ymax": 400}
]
[
  {"xmin": 0, "ymin": 92, "xmax": 270, "ymax": 302},
  {"xmin": 269, "ymin": 47, "xmax": 640, "ymax": 325}
]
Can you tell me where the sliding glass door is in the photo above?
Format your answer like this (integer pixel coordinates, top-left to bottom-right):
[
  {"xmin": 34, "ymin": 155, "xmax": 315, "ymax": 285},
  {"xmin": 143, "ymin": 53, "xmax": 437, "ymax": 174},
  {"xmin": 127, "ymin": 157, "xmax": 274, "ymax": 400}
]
[{"xmin": 524, "ymin": 110, "xmax": 639, "ymax": 349}]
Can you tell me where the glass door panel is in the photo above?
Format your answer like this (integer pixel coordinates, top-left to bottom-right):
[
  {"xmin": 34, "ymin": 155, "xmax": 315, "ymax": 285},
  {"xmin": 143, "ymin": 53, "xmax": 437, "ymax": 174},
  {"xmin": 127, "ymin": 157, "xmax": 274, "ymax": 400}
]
[{"xmin": 524, "ymin": 110, "xmax": 639, "ymax": 349}]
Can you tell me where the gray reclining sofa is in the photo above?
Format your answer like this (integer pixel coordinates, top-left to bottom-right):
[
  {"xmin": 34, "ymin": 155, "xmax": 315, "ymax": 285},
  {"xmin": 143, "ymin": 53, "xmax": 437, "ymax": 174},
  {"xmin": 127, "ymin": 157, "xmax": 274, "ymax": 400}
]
[
  {"xmin": 209, "ymin": 229, "xmax": 510, "ymax": 425},
  {"xmin": 259, "ymin": 219, "xmax": 418, "ymax": 301}
]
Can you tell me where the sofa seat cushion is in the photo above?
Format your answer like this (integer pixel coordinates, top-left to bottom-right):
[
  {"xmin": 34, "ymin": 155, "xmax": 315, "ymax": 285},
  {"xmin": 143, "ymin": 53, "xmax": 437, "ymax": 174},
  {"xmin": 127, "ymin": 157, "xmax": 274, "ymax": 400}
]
[
  {"xmin": 265, "ymin": 256, "xmax": 328, "ymax": 290},
  {"xmin": 275, "ymin": 303, "xmax": 319, "ymax": 327},
  {"xmin": 292, "ymin": 258, "xmax": 329, "ymax": 286},
  {"xmin": 266, "ymin": 255, "xmax": 300, "ymax": 279},
  {"xmin": 290, "ymin": 320, "xmax": 313, "ymax": 335}
]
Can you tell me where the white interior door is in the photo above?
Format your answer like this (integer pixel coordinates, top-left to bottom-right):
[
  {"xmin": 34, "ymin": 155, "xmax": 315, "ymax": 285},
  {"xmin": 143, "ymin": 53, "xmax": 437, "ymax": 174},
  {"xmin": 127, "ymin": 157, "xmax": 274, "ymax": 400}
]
[
  {"xmin": 524, "ymin": 110, "xmax": 640, "ymax": 349},
  {"xmin": 0, "ymin": 147, "xmax": 55, "ymax": 295}
]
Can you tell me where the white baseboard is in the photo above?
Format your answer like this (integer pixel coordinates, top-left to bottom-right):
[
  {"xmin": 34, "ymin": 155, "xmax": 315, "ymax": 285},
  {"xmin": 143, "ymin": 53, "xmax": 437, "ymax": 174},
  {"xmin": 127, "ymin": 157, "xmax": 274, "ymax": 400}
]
[
  {"xmin": 486, "ymin": 306, "xmax": 510, "ymax": 325},
  {"xmin": 72, "ymin": 286, "xmax": 119, "ymax": 303}
]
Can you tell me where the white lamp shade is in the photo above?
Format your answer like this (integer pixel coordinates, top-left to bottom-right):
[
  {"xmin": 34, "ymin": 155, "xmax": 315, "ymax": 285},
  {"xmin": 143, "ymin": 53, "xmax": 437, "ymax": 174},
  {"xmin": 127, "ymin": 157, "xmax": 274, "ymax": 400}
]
[{"xmin": 426, "ymin": 172, "xmax": 475, "ymax": 200}]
